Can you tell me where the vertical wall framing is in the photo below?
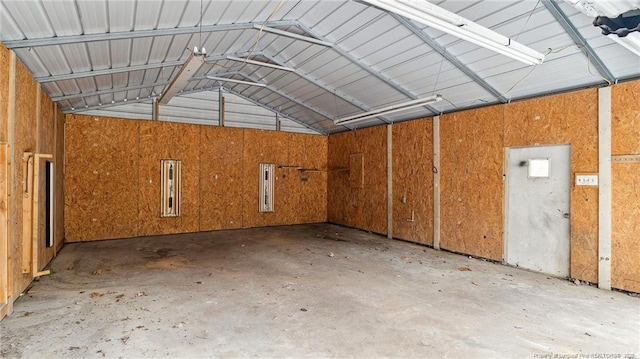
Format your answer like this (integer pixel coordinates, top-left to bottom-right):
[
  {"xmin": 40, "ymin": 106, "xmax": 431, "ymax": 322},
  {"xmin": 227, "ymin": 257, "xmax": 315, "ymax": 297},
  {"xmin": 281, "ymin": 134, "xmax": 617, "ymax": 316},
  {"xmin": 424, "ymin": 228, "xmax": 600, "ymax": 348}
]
[
  {"xmin": 161, "ymin": 160, "xmax": 181, "ymax": 217},
  {"xmin": 387, "ymin": 124, "xmax": 393, "ymax": 239},
  {"xmin": 0, "ymin": 144, "xmax": 9, "ymax": 316},
  {"xmin": 433, "ymin": 116, "xmax": 441, "ymax": 250},
  {"xmin": 45, "ymin": 161, "xmax": 53, "ymax": 248},
  {"xmin": 598, "ymin": 86, "xmax": 612, "ymax": 290},
  {"xmin": 259, "ymin": 163, "xmax": 275, "ymax": 212}
]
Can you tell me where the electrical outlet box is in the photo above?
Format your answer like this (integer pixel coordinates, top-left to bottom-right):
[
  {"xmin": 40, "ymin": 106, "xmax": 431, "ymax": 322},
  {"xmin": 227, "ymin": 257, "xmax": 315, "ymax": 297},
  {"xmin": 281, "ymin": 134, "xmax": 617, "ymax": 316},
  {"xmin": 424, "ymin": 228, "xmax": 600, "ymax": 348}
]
[{"xmin": 575, "ymin": 173, "xmax": 598, "ymax": 186}]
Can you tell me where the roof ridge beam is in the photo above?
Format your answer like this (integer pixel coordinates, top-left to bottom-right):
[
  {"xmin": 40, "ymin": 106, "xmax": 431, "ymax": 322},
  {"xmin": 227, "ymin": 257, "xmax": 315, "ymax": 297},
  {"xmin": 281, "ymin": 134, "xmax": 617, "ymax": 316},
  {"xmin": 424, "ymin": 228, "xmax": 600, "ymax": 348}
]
[{"xmin": 389, "ymin": 13, "xmax": 509, "ymax": 103}]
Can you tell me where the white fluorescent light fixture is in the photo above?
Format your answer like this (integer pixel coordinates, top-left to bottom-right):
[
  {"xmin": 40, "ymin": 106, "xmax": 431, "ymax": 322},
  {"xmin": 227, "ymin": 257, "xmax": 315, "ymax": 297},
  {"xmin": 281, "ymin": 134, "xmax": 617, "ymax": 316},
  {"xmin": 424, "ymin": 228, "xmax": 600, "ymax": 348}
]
[
  {"xmin": 254, "ymin": 25, "xmax": 334, "ymax": 47},
  {"xmin": 334, "ymin": 95, "xmax": 443, "ymax": 126},
  {"xmin": 206, "ymin": 76, "xmax": 266, "ymax": 87},
  {"xmin": 226, "ymin": 56, "xmax": 294, "ymax": 72},
  {"xmin": 159, "ymin": 51, "xmax": 205, "ymax": 104},
  {"xmin": 362, "ymin": 0, "xmax": 545, "ymax": 65}
]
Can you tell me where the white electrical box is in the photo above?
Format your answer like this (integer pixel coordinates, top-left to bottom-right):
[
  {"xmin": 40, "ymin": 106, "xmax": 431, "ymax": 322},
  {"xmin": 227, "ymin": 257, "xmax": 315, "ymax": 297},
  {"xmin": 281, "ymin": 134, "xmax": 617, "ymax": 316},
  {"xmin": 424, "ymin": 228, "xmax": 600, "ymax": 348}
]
[{"xmin": 575, "ymin": 173, "xmax": 598, "ymax": 186}]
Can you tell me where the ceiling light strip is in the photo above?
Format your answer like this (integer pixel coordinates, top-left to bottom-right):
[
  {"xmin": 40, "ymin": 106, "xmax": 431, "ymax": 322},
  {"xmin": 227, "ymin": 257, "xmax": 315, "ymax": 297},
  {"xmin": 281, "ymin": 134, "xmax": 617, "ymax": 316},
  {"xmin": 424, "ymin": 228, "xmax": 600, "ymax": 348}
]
[
  {"xmin": 159, "ymin": 52, "xmax": 205, "ymax": 104},
  {"xmin": 363, "ymin": 0, "xmax": 545, "ymax": 65},
  {"xmin": 334, "ymin": 95, "xmax": 442, "ymax": 125}
]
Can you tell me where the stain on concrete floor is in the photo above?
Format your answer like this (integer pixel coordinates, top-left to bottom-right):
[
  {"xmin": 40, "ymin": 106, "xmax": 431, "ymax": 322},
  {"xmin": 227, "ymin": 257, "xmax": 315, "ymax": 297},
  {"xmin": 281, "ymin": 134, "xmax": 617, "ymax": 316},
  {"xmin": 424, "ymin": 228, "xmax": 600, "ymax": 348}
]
[{"xmin": 1, "ymin": 223, "xmax": 638, "ymax": 358}]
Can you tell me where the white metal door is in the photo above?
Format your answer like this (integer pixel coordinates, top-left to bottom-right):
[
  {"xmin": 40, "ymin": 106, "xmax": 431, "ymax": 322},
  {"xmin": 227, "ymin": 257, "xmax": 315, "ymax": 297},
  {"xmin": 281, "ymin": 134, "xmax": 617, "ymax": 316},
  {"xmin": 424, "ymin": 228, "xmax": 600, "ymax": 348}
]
[{"xmin": 505, "ymin": 145, "xmax": 571, "ymax": 277}]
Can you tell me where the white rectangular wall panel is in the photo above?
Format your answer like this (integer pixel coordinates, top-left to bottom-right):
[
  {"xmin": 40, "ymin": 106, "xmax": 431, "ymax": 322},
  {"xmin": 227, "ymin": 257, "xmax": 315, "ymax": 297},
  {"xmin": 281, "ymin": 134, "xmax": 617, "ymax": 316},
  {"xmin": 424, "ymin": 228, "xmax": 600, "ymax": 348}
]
[
  {"xmin": 161, "ymin": 160, "xmax": 181, "ymax": 217},
  {"xmin": 259, "ymin": 163, "xmax": 275, "ymax": 213}
]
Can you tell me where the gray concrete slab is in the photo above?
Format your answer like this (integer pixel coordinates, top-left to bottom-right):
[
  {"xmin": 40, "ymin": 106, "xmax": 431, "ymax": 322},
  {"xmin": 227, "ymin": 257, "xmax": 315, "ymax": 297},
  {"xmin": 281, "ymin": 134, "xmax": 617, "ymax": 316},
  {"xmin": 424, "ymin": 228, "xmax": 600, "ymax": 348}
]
[{"xmin": 1, "ymin": 223, "xmax": 638, "ymax": 358}]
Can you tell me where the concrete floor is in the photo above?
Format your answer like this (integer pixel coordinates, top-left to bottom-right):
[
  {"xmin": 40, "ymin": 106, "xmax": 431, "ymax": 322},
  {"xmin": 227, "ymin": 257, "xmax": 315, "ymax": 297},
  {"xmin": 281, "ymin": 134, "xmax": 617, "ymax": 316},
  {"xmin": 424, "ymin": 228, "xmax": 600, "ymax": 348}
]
[{"xmin": 1, "ymin": 223, "xmax": 638, "ymax": 358}]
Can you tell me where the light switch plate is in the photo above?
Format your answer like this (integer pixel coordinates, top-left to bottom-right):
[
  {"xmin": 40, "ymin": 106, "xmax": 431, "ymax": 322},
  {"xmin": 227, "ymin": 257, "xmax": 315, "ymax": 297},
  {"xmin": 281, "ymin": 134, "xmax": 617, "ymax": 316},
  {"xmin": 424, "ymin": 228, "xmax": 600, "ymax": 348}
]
[{"xmin": 575, "ymin": 173, "xmax": 598, "ymax": 186}]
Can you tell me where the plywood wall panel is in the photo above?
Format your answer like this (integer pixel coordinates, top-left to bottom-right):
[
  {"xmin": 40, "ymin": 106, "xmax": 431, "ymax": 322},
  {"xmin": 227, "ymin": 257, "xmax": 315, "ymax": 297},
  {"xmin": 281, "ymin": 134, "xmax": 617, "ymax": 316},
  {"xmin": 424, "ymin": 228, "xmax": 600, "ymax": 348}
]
[
  {"xmin": 440, "ymin": 106, "xmax": 504, "ymax": 260},
  {"xmin": 392, "ymin": 118, "xmax": 433, "ymax": 245},
  {"xmin": 327, "ymin": 127, "xmax": 387, "ymax": 235},
  {"xmin": 199, "ymin": 126, "xmax": 244, "ymax": 231},
  {"xmin": 37, "ymin": 91, "xmax": 56, "ymax": 269},
  {"xmin": 0, "ymin": 44, "xmax": 9, "ymax": 143},
  {"xmin": 612, "ymin": 163, "xmax": 640, "ymax": 293},
  {"xmin": 242, "ymin": 129, "xmax": 289, "ymax": 228},
  {"xmin": 285, "ymin": 133, "xmax": 328, "ymax": 224},
  {"xmin": 138, "ymin": 121, "xmax": 200, "ymax": 236},
  {"xmin": 11, "ymin": 58, "xmax": 38, "ymax": 299},
  {"xmin": 611, "ymin": 80, "xmax": 640, "ymax": 293},
  {"xmin": 288, "ymin": 132, "xmax": 327, "ymax": 171},
  {"xmin": 64, "ymin": 115, "xmax": 139, "ymax": 241},
  {"xmin": 612, "ymin": 81, "xmax": 640, "ymax": 155},
  {"xmin": 504, "ymin": 89, "xmax": 599, "ymax": 283},
  {"xmin": 39, "ymin": 91, "xmax": 55, "ymax": 154}
]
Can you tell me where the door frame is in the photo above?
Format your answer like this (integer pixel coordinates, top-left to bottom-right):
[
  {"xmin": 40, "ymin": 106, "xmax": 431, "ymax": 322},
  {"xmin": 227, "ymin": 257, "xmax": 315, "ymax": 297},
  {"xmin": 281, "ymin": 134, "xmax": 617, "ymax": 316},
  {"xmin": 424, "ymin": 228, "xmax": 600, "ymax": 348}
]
[{"xmin": 503, "ymin": 143, "xmax": 572, "ymax": 275}]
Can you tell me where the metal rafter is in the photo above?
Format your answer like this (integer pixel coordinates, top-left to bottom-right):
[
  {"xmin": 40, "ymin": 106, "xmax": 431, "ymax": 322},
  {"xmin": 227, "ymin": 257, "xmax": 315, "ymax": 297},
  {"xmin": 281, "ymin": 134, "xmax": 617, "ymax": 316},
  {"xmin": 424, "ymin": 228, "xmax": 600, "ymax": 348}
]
[
  {"xmin": 51, "ymin": 81, "xmax": 171, "ymax": 102},
  {"xmin": 2, "ymin": 21, "xmax": 298, "ymax": 49},
  {"xmin": 37, "ymin": 51, "xmax": 253, "ymax": 83},
  {"xmin": 260, "ymin": 53, "xmax": 392, "ymax": 124},
  {"xmin": 236, "ymin": 73, "xmax": 336, "ymax": 124},
  {"xmin": 389, "ymin": 13, "xmax": 509, "ymax": 103},
  {"xmin": 65, "ymin": 97, "xmax": 157, "ymax": 113},
  {"xmin": 36, "ymin": 60, "xmax": 183, "ymax": 83},
  {"xmin": 297, "ymin": 23, "xmax": 440, "ymax": 115},
  {"xmin": 541, "ymin": 0, "xmax": 617, "ymax": 84},
  {"xmin": 223, "ymin": 87, "xmax": 327, "ymax": 134}
]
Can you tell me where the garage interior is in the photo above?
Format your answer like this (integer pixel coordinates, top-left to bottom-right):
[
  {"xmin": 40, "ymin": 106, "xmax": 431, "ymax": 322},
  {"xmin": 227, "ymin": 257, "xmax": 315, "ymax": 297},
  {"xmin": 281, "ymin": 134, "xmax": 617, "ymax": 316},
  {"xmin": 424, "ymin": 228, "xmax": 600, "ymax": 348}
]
[{"xmin": 0, "ymin": 0, "xmax": 639, "ymax": 357}]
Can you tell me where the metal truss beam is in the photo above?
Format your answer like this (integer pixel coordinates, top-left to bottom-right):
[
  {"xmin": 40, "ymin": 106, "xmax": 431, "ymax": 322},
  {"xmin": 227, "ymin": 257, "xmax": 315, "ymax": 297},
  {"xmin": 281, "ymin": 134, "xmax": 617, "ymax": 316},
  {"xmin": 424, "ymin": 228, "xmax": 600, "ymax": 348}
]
[
  {"xmin": 542, "ymin": 0, "xmax": 616, "ymax": 84},
  {"xmin": 51, "ymin": 81, "xmax": 171, "ymax": 102},
  {"xmin": 297, "ymin": 23, "xmax": 440, "ymax": 115},
  {"xmin": 3, "ymin": 21, "xmax": 297, "ymax": 49},
  {"xmin": 389, "ymin": 13, "xmax": 509, "ymax": 103},
  {"xmin": 261, "ymin": 54, "xmax": 391, "ymax": 124},
  {"xmin": 223, "ymin": 87, "xmax": 326, "ymax": 134}
]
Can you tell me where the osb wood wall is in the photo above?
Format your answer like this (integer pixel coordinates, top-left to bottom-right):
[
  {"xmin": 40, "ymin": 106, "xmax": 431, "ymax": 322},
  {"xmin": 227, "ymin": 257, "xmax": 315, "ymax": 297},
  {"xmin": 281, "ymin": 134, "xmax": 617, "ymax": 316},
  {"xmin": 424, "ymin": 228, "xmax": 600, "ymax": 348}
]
[
  {"xmin": 327, "ymin": 82, "xmax": 640, "ymax": 292},
  {"xmin": 199, "ymin": 126, "xmax": 244, "ymax": 231},
  {"xmin": 37, "ymin": 90, "xmax": 57, "ymax": 269},
  {"xmin": 327, "ymin": 126, "xmax": 387, "ymax": 235},
  {"xmin": 138, "ymin": 122, "xmax": 201, "ymax": 236},
  {"xmin": 440, "ymin": 106, "xmax": 505, "ymax": 260},
  {"xmin": 611, "ymin": 81, "xmax": 640, "ymax": 293},
  {"xmin": 503, "ymin": 89, "xmax": 599, "ymax": 283},
  {"xmin": 0, "ymin": 42, "xmax": 63, "ymax": 306},
  {"xmin": 64, "ymin": 115, "xmax": 328, "ymax": 242},
  {"xmin": 392, "ymin": 119, "xmax": 434, "ymax": 245},
  {"xmin": 12, "ymin": 58, "xmax": 38, "ymax": 298},
  {"xmin": 65, "ymin": 116, "xmax": 140, "ymax": 241},
  {"xmin": 0, "ymin": 44, "xmax": 9, "ymax": 144}
]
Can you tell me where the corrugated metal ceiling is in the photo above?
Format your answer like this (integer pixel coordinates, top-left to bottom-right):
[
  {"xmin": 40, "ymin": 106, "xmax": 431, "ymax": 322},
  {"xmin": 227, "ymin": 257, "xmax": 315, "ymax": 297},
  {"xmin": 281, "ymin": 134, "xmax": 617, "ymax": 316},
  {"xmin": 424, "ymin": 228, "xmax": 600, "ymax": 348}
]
[{"xmin": 1, "ymin": 0, "xmax": 639, "ymax": 134}]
